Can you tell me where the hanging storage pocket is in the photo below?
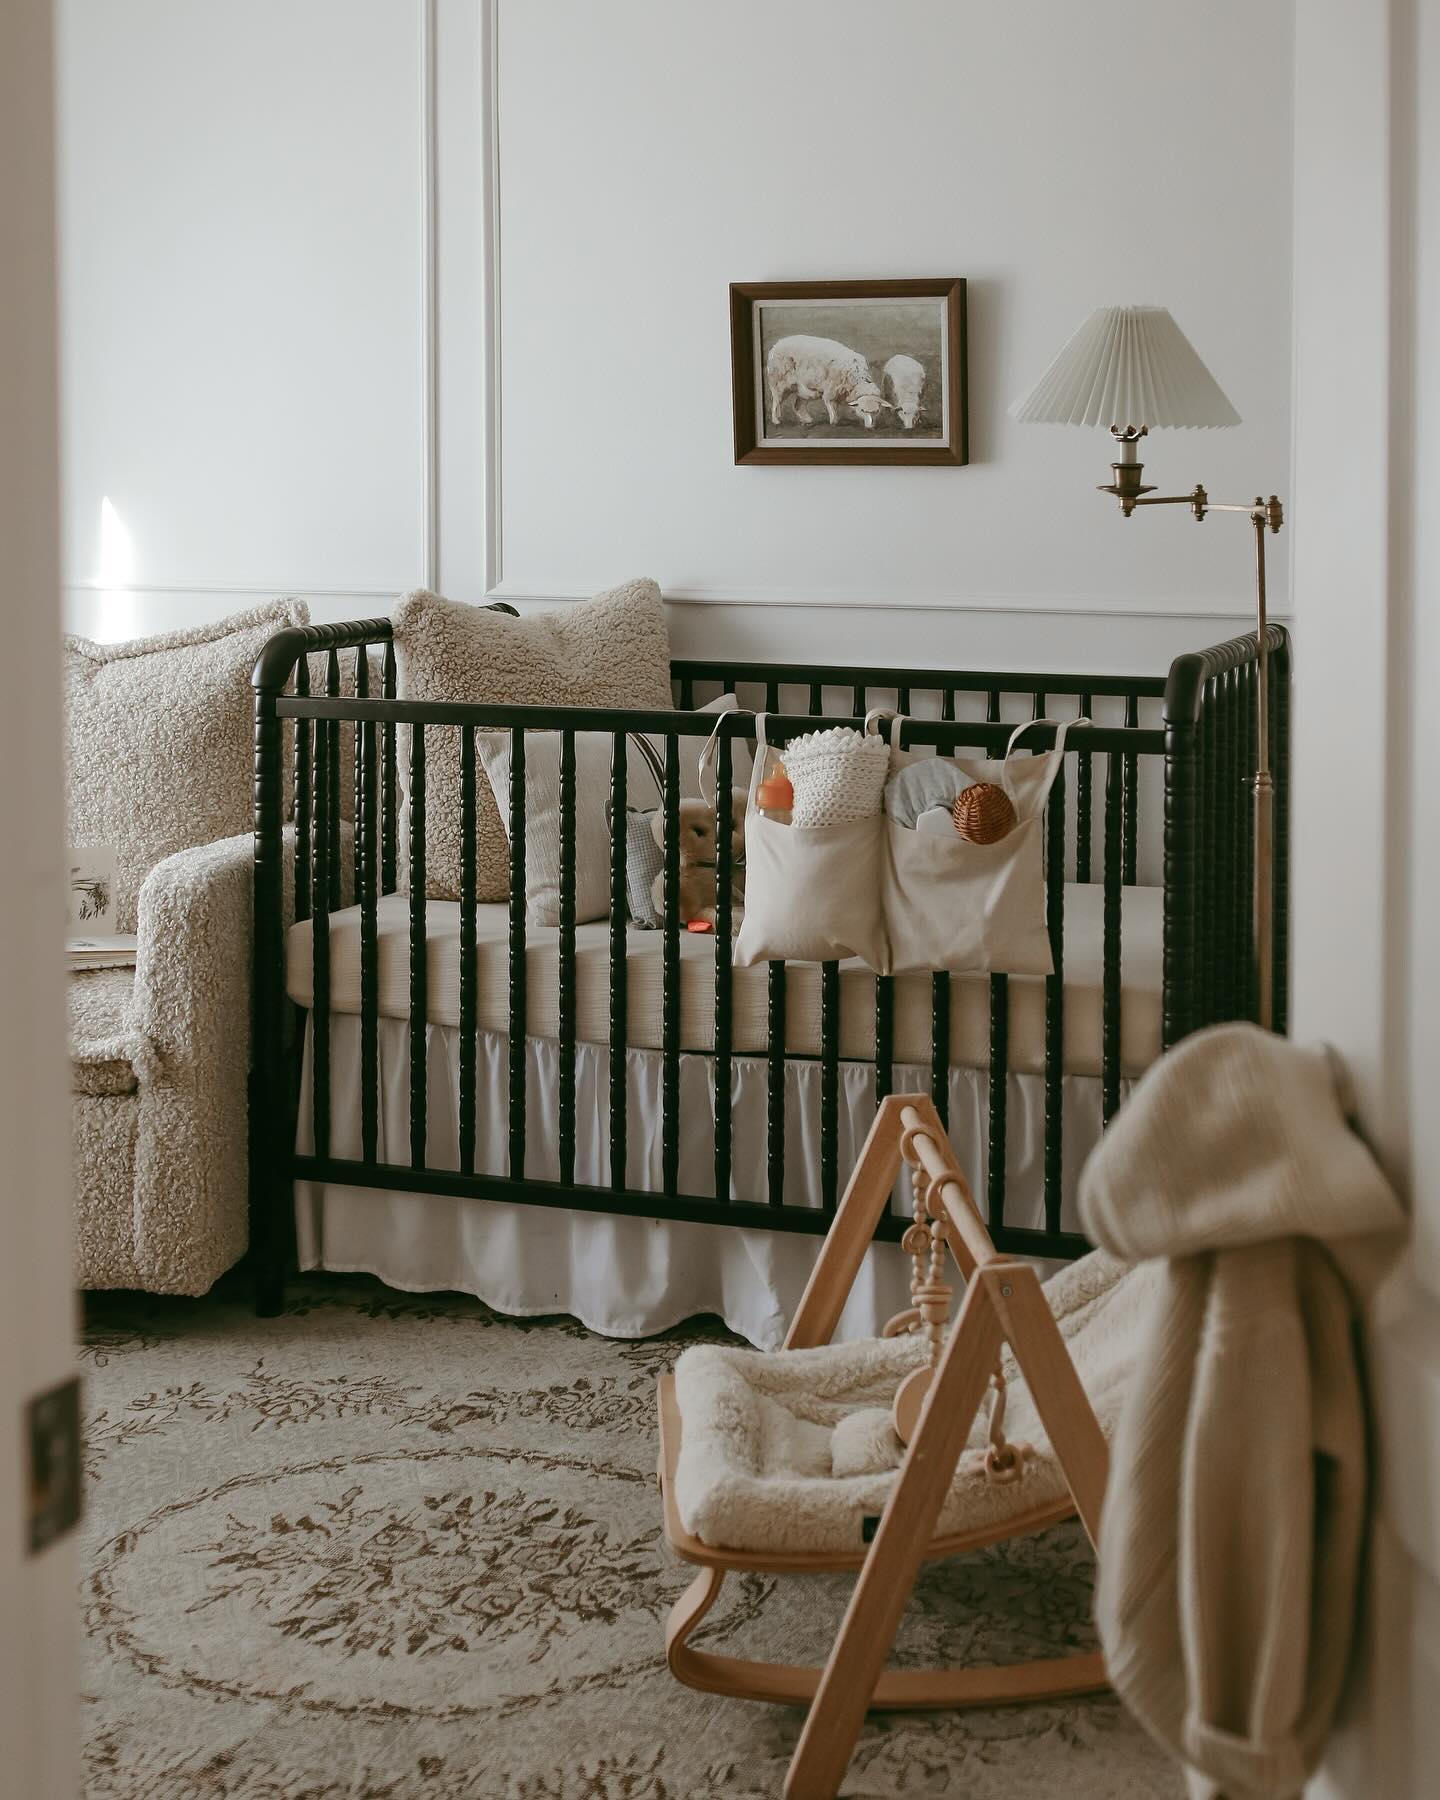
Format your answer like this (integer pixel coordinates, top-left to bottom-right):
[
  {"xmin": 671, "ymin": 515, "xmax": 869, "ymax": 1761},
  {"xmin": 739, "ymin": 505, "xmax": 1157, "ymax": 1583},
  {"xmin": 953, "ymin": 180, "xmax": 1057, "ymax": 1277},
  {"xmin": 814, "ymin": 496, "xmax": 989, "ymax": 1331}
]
[
  {"xmin": 881, "ymin": 717, "xmax": 1088, "ymax": 976},
  {"xmin": 733, "ymin": 715, "xmax": 889, "ymax": 970}
]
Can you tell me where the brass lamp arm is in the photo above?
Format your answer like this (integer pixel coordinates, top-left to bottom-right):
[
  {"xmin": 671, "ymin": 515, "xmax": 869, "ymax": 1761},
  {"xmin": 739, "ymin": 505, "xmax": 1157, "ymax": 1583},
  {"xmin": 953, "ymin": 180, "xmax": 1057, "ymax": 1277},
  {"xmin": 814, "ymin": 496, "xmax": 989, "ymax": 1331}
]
[{"xmin": 1128, "ymin": 488, "xmax": 1284, "ymax": 531}]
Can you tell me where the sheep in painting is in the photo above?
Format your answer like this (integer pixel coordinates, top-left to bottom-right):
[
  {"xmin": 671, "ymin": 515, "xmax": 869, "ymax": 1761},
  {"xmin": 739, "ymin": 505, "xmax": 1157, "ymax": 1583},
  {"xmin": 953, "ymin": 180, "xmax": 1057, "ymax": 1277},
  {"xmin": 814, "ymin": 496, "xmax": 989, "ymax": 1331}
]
[
  {"xmin": 882, "ymin": 354, "xmax": 926, "ymax": 430},
  {"xmin": 766, "ymin": 335, "xmax": 895, "ymax": 429}
]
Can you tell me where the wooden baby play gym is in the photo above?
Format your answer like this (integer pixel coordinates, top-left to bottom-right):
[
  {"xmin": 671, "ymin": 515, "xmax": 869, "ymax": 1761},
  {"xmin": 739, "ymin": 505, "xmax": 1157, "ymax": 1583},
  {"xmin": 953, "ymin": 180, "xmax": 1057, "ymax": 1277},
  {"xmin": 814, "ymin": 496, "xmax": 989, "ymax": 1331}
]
[{"xmin": 656, "ymin": 1093, "xmax": 1117, "ymax": 1799}]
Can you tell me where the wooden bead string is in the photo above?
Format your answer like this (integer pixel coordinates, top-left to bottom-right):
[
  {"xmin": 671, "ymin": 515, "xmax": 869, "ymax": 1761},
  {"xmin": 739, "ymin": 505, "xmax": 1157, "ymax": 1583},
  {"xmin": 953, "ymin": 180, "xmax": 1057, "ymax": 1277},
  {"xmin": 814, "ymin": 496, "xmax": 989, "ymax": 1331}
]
[{"xmin": 896, "ymin": 1129, "xmax": 1031, "ymax": 1485}]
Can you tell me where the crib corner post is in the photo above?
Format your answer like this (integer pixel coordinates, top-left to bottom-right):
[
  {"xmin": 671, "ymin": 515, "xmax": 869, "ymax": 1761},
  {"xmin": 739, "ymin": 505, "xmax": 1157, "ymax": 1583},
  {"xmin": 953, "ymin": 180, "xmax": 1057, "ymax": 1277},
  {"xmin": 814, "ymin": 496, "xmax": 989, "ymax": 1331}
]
[
  {"xmin": 1162, "ymin": 723, "xmax": 1198, "ymax": 1049},
  {"xmin": 1162, "ymin": 652, "xmax": 1204, "ymax": 1051},
  {"xmin": 251, "ymin": 637, "xmax": 300, "ymax": 1317}
]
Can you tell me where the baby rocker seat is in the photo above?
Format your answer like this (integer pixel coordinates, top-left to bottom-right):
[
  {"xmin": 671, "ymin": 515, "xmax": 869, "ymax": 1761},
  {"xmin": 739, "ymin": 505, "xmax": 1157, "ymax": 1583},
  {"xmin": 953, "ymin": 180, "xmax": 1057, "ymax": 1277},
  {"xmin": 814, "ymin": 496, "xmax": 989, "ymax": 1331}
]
[{"xmin": 656, "ymin": 1094, "xmax": 1135, "ymax": 1799}]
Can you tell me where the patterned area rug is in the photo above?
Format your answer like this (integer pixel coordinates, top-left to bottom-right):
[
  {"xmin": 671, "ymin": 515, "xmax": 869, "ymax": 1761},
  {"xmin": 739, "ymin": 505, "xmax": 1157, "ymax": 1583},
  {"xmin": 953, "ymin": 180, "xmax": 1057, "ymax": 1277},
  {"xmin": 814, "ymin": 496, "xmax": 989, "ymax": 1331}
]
[{"xmin": 80, "ymin": 1276, "xmax": 1180, "ymax": 1798}]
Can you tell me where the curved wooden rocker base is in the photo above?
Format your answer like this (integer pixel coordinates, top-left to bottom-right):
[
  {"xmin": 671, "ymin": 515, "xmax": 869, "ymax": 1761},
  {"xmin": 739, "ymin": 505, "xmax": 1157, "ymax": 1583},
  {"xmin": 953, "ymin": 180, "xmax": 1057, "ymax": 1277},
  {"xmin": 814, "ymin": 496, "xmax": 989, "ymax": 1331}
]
[{"xmin": 666, "ymin": 1567, "xmax": 1108, "ymax": 1712}]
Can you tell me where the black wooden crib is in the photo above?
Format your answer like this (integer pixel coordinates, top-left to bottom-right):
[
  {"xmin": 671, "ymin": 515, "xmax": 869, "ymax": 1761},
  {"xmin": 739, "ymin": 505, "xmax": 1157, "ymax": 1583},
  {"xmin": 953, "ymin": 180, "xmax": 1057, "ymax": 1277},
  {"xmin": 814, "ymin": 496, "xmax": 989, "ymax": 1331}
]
[{"xmin": 249, "ymin": 617, "xmax": 1290, "ymax": 1315}]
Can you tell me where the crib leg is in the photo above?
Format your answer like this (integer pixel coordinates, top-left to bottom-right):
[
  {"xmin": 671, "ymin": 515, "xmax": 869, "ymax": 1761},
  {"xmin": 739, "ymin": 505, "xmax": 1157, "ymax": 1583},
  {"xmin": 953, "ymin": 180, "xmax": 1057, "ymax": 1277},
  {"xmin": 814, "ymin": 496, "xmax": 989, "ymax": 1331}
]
[{"xmin": 248, "ymin": 1067, "xmax": 286, "ymax": 1316}]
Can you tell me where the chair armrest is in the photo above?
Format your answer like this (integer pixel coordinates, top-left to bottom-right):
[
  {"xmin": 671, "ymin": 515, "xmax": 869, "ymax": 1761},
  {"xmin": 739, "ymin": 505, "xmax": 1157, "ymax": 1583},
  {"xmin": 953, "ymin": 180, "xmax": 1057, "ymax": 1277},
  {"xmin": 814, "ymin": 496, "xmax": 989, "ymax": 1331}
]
[{"xmin": 132, "ymin": 831, "xmax": 273, "ymax": 1079}]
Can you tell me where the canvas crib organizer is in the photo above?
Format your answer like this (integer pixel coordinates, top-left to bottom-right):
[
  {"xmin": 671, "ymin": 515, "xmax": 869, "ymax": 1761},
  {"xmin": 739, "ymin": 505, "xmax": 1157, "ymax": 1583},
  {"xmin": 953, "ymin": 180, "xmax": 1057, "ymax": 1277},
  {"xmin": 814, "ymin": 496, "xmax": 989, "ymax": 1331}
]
[{"xmin": 249, "ymin": 616, "xmax": 1291, "ymax": 1316}]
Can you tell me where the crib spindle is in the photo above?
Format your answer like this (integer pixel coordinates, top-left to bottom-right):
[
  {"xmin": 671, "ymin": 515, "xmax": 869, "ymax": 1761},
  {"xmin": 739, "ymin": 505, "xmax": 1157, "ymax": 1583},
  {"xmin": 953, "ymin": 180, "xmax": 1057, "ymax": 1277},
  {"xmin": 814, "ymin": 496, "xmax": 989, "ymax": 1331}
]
[
  {"xmin": 609, "ymin": 730, "xmax": 628, "ymax": 1190},
  {"xmin": 310, "ymin": 695, "xmax": 332, "ymax": 1160},
  {"xmin": 820, "ymin": 960, "xmax": 840, "ymax": 1212},
  {"xmin": 930, "ymin": 972, "xmax": 950, "ymax": 1130},
  {"xmin": 1075, "ymin": 691, "xmax": 1093, "ymax": 884},
  {"xmin": 1102, "ymin": 750, "xmax": 1123, "ymax": 1123},
  {"xmin": 713, "ymin": 728, "xmax": 734, "ymax": 1203},
  {"xmin": 1222, "ymin": 670, "xmax": 1240, "ymax": 1023},
  {"xmin": 458, "ymin": 725, "xmax": 478, "ymax": 1176},
  {"xmin": 408, "ymin": 724, "xmax": 428, "ymax": 1169},
  {"xmin": 1271, "ymin": 640, "xmax": 1291, "ymax": 1033},
  {"xmin": 559, "ymin": 728, "xmax": 578, "ymax": 1187},
  {"xmin": 874, "ymin": 977, "xmax": 894, "ymax": 1108},
  {"xmin": 1044, "ymin": 764, "xmax": 1066, "ymax": 1232},
  {"xmin": 325, "ymin": 651, "xmax": 342, "ymax": 911},
  {"xmin": 359, "ymin": 697, "xmax": 379, "ymax": 1165},
  {"xmin": 1198, "ymin": 683, "xmax": 1216, "ymax": 1031},
  {"xmin": 353, "ymin": 648, "xmax": 368, "ymax": 902},
  {"xmin": 1123, "ymin": 694, "xmax": 1139, "ymax": 886},
  {"xmin": 381, "ymin": 641, "xmax": 398, "ymax": 896},
  {"xmin": 293, "ymin": 654, "xmax": 312, "ymax": 924},
  {"xmin": 507, "ymin": 728, "xmax": 527, "ymax": 1180},
  {"xmin": 986, "ymin": 975, "xmax": 1008, "ymax": 1230},
  {"xmin": 661, "ymin": 734, "xmax": 682, "ymax": 1197},
  {"xmin": 767, "ymin": 960, "xmax": 786, "ymax": 1207}
]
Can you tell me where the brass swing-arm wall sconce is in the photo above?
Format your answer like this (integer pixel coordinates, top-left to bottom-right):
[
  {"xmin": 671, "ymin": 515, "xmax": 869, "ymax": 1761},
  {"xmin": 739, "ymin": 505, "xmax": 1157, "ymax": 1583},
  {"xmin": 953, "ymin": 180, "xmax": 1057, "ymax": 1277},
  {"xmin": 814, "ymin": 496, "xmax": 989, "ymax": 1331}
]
[{"xmin": 1011, "ymin": 307, "xmax": 1283, "ymax": 1029}]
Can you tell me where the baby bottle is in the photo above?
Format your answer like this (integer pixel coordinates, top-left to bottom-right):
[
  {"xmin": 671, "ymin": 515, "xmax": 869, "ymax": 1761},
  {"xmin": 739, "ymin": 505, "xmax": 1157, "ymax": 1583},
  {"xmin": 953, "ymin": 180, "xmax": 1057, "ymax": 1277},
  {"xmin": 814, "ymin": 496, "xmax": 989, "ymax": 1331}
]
[{"xmin": 755, "ymin": 757, "xmax": 793, "ymax": 825}]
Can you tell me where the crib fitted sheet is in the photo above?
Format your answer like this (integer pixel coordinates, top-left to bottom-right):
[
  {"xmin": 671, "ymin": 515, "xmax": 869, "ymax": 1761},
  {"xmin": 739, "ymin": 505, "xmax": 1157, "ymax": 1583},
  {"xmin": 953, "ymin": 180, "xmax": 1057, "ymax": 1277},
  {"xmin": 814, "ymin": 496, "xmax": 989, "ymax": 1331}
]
[{"xmin": 285, "ymin": 882, "xmax": 1161, "ymax": 1080}]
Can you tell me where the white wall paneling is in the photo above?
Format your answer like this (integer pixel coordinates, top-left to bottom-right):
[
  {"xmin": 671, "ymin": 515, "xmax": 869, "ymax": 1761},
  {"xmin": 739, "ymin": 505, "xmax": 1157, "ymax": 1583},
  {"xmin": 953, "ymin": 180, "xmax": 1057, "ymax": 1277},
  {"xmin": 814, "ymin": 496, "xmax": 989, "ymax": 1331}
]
[
  {"xmin": 58, "ymin": 0, "xmax": 1295, "ymax": 675},
  {"xmin": 487, "ymin": 0, "xmax": 1294, "ymax": 661},
  {"xmin": 56, "ymin": 0, "xmax": 434, "ymax": 638}
]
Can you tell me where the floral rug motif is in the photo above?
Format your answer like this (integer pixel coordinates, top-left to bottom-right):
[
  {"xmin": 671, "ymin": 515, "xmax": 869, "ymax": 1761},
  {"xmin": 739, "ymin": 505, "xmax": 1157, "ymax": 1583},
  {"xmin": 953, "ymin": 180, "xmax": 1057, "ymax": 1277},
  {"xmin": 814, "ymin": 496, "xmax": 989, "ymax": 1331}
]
[{"xmin": 80, "ymin": 1276, "xmax": 1180, "ymax": 1798}]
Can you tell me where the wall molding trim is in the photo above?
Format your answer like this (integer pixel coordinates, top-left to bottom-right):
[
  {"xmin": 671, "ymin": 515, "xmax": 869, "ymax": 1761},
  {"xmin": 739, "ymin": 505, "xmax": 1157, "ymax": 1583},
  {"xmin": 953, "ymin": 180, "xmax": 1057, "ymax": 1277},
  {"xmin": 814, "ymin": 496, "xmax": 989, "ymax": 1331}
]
[
  {"xmin": 480, "ymin": 0, "xmax": 504, "ymax": 594},
  {"xmin": 486, "ymin": 578, "xmax": 1290, "ymax": 622},
  {"xmin": 419, "ymin": 0, "xmax": 439, "ymax": 591}
]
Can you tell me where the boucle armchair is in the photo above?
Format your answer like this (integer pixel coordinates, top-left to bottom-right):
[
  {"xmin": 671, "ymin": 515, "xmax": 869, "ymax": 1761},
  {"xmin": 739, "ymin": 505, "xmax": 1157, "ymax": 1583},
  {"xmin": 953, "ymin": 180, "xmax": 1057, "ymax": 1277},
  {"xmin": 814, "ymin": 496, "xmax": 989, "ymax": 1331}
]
[{"xmin": 70, "ymin": 831, "xmax": 283, "ymax": 1294}]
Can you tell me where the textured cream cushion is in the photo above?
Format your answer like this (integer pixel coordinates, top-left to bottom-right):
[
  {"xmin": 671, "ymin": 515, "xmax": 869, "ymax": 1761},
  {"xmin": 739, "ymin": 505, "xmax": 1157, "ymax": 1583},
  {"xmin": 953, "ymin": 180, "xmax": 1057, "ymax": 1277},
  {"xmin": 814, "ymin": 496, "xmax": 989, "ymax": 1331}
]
[
  {"xmin": 68, "ymin": 967, "xmax": 138, "ymax": 1097},
  {"xmin": 392, "ymin": 580, "xmax": 675, "ymax": 901},
  {"xmin": 64, "ymin": 600, "xmax": 307, "ymax": 930}
]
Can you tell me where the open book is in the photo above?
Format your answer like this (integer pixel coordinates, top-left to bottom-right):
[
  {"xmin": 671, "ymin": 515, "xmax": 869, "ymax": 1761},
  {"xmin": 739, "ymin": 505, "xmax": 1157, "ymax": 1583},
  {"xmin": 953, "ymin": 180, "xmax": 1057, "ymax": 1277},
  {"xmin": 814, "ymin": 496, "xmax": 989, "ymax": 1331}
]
[
  {"xmin": 67, "ymin": 848, "xmax": 135, "ymax": 968},
  {"xmin": 67, "ymin": 932, "xmax": 138, "ymax": 972}
]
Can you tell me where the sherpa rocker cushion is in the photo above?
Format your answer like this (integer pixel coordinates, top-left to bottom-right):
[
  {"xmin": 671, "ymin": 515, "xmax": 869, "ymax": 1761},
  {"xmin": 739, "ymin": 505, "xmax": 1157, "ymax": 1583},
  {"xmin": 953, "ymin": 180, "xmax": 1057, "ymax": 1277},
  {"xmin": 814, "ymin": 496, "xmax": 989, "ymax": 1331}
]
[{"xmin": 671, "ymin": 1250, "xmax": 1149, "ymax": 1556}]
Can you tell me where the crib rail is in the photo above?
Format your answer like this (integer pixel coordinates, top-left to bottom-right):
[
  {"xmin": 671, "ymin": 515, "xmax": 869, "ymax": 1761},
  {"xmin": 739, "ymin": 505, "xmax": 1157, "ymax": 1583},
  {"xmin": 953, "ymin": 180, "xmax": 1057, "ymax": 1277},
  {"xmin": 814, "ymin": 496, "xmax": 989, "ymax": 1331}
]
[{"xmin": 251, "ymin": 617, "xmax": 1289, "ymax": 1316}]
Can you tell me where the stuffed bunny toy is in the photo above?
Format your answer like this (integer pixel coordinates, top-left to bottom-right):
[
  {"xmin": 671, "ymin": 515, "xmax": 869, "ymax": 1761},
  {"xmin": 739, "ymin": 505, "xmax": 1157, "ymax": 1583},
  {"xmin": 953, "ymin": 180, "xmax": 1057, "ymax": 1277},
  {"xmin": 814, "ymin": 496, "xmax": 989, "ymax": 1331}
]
[{"xmin": 650, "ymin": 793, "xmax": 746, "ymax": 927}]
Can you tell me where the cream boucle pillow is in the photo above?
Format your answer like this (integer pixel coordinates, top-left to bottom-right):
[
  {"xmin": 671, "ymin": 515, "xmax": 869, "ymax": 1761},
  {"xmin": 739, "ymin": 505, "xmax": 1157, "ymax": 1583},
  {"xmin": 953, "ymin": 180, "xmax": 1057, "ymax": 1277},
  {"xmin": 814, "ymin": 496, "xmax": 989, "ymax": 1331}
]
[
  {"xmin": 64, "ymin": 600, "xmax": 308, "ymax": 931},
  {"xmin": 393, "ymin": 579, "xmax": 675, "ymax": 899}
]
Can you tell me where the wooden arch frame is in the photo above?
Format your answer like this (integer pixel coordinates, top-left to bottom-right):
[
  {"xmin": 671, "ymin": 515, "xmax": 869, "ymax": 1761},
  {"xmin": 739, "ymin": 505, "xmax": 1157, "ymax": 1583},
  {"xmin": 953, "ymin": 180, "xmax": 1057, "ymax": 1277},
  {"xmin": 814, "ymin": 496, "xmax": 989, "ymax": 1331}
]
[{"xmin": 656, "ymin": 1094, "xmax": 1111, "ymax": 1799}]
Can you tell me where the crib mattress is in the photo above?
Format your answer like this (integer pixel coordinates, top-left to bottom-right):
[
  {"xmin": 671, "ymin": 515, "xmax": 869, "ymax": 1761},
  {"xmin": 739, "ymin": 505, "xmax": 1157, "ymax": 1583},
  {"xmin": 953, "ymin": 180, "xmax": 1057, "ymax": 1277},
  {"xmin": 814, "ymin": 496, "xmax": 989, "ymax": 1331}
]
[{"xmin": 286, "ymin": 882, "xmax": 1161, "ymax": 1080}]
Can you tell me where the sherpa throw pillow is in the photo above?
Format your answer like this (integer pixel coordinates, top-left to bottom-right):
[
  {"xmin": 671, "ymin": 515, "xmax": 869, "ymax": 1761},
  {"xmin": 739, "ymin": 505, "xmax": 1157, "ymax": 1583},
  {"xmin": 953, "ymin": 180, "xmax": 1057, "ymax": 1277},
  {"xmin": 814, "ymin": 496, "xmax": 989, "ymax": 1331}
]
[
  {"xmin": 392, "ymin": 579, "xmax": 674, "ymax": 900},
  {"xmin": 64, "ymin": 600, "xmax": 309, "ymax": 932}
]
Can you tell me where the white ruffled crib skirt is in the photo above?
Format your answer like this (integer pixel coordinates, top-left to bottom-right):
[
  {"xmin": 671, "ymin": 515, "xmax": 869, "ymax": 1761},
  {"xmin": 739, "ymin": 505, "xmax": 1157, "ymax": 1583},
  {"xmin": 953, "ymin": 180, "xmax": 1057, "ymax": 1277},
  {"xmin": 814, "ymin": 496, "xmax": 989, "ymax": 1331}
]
[{"xmin": 295, "ymin": 1017, "xmax": 1117, "ymax": 1349}]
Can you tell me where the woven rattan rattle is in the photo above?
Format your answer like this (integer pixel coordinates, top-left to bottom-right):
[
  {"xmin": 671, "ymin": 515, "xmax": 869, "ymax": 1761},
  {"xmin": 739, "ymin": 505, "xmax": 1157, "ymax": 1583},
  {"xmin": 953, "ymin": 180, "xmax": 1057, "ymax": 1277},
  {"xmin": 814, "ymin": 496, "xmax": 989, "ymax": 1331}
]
[
  {"xmin": 888, "ymin": 1154, "xmax": 1033, "ymax": 1484},
  {"xmin": 952, "ymin": 781, "xmax": 1017, "ymax": 844}
]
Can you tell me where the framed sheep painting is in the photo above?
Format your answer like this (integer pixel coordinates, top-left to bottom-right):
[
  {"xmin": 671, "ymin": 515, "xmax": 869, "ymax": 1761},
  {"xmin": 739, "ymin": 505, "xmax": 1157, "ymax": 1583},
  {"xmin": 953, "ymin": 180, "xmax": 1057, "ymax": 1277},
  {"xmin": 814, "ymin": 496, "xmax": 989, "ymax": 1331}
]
[{"xmin": 729, "ymin": 277, "xmax": 967, "ymax": 466}]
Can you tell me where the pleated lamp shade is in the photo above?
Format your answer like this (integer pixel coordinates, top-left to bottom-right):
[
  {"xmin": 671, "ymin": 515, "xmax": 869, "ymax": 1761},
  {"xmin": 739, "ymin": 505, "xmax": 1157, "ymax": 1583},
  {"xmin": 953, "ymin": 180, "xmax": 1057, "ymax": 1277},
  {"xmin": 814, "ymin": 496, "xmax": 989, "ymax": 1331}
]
[{"xmin": 1009, "ymin": 305, "xmax": 1241, "ymax": 431}]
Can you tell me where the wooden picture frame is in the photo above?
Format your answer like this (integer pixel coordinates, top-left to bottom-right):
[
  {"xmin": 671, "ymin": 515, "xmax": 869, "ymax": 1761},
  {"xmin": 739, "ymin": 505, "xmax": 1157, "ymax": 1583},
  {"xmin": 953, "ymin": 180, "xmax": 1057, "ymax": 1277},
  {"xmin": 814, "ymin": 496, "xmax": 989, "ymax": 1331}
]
[{"xmin": 730, "ymin": 277, "xmax": 968, "ymax": 466}]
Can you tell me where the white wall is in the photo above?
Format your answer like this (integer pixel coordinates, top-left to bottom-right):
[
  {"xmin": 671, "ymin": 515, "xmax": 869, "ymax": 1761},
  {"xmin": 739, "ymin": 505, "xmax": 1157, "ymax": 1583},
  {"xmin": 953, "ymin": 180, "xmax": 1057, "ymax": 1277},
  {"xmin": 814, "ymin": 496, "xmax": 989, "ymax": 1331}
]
[
  {"xmin": 0, "ymin": 1, "xmax": 80, "ymax": 1793},
  {"xmin": 1293, "ymin": 2, "xmax": 1440, "ymax": 1795},
  {"xmin": 56, "ymin": 0, "xmax": 1294, "ymax": 678}
]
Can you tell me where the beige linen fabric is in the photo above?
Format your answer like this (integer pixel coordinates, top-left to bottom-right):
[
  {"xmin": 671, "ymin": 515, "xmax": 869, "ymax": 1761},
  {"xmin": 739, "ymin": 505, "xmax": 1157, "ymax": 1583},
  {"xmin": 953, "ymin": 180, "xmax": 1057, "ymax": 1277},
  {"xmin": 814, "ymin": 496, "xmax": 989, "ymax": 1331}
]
[
  {"xmin": 882, "ymin": 717, "xmax": 1082, "ymax": 976},
  {"xmin": 1078, "ymin": 1023, "xmax": 1406, "ymax": 1800},
  {"xmin": 735, "ymin": 732, "xmax": 888, "ymax": 969},
  {"xmin": 392, "ymin": 580, "xmax": 674, "ymax": 901},
  {"xmin": 64, "ymin": 600, "xmax": 307, "ymax": 931}
]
